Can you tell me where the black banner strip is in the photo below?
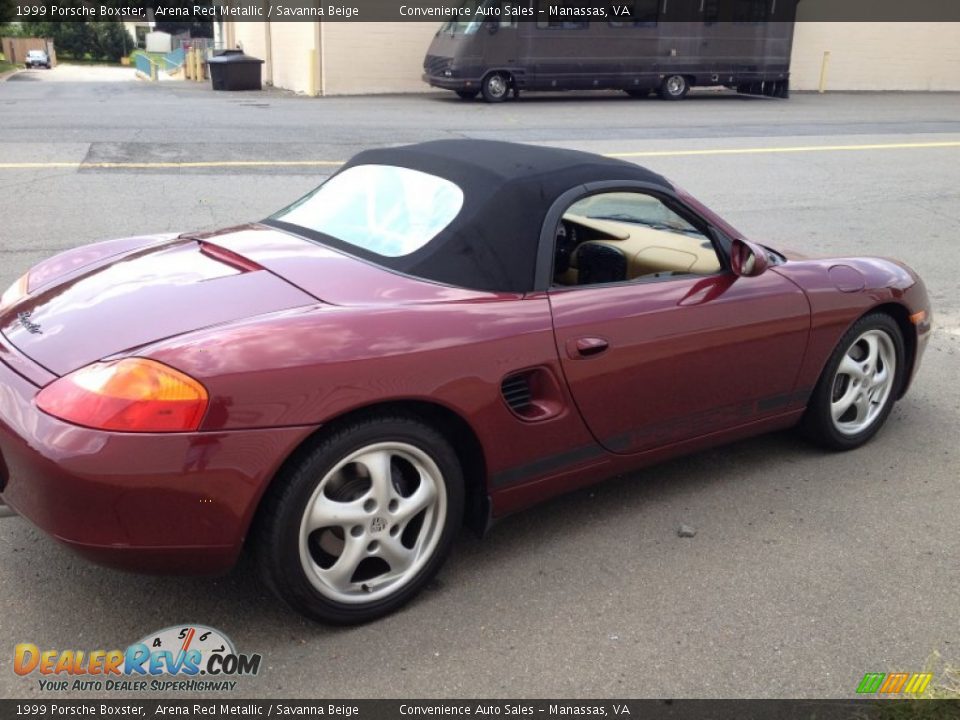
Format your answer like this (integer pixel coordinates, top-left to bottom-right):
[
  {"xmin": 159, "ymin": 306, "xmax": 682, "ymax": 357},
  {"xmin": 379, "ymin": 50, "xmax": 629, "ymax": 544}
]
[{"xmin": 5, "ymin": 0, "xmax": 960, "ymax": 23}]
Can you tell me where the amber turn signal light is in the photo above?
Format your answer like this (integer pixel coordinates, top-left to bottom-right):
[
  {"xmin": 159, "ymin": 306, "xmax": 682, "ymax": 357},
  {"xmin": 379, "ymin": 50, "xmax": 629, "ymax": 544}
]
[{"xmin": 36, "ymin": 358, "xmax": 209, "ymax": 433}]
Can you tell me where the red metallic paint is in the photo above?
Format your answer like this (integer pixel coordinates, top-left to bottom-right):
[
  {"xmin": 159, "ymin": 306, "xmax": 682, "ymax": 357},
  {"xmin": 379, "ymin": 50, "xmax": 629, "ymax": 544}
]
[
  {"xmin": 0, "ymin": 201, "xmax": 931, "ymax": 575},
  {"xmin": 549, "ymin": 271, "xmax": 810, "ymax": 454}
]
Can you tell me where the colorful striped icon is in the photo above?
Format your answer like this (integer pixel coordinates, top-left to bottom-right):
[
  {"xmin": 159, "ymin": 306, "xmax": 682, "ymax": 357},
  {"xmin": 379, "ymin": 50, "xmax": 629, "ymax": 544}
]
[{"xmin": 856, "ymin": 672, "xmax": 933, "ymax": 694}]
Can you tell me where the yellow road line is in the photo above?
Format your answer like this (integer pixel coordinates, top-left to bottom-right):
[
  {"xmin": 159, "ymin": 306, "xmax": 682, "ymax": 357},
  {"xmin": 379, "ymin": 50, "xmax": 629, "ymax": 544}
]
[
  {"xmin": 0, "ymin": 140, "xmax": 957, "ymax": 170},
  {"xmin": 0, "ymin": 160, "xmax": 346, "ymax": 169},
  {"xmin": 606, "ymin": 140, "xmax": 960, "ymax": 158}
]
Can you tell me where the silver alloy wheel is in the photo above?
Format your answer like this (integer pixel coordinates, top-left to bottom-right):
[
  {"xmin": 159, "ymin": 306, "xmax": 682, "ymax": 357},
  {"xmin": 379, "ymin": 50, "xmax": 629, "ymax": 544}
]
[
  {"xmin": 486, "ymin": 74, "xmax": 508, "ymax": 99},
  {"xmin": 298, "ymin": 442, "xmax": 447, "ymax": 604},
  {"xmin": 830, "ymin": 328, "xmax": 897, "ymax": 436},
  {"xmin": 665, "ymin": 75, "xmax": 686, "ymax": 95}
]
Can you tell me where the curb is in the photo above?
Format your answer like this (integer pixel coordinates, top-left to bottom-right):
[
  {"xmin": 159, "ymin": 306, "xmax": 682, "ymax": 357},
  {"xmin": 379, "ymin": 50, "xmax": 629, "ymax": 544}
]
[{"xmin": 0, "ymin": 68, "xmax": 23, "ymax": 83}]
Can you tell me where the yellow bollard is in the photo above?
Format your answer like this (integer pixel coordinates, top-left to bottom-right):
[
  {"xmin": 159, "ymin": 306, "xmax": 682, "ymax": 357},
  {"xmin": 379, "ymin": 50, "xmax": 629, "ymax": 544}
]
[
  {"xmin": 308, "ymin": 48, "xmax": 317, "ymax": 97},
  {"xmin": 150, "ymin": 61, "xmax": 157, "ymax": 82},
  {"xmin": 197, "ymin": 51, "xmax": 205, "ymax": 81},
  {"xmin": 818, "ymin": 50, "xmax": 830, "ymax": 94},
  {"xmin": 185, "ymin": 49, "xmax": 193, "ymax": 80}
]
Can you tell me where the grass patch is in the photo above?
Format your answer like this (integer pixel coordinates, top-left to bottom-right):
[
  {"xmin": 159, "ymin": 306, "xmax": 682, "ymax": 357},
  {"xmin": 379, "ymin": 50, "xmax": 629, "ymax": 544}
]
[
  {"xmin": 57, "ymin": 54, "xmax": 123, "ymax": 67},
  {"xmin": 0, "ymin": 51, "xmax": 21, "ymax": 75},
  {"xmin": 129, "ymin": 50, "xmax": 166, "ymax": 65}
]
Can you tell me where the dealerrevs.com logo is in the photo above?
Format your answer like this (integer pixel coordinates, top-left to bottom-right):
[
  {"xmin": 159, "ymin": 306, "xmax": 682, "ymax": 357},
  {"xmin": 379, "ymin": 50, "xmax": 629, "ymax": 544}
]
[{"xmin": 15, "ymin": 625, "xmax": 262, "ymax": 693}]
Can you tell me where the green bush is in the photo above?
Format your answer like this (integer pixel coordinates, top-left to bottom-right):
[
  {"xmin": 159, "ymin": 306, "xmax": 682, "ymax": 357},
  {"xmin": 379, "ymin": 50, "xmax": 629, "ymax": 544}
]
[
  {"xmin": 18, "ymin": 20, "xmax": 130, "ymax": 62},
  {"xmin": 90, "ymin": 21, "xmax": 129, "ymax": 62}
]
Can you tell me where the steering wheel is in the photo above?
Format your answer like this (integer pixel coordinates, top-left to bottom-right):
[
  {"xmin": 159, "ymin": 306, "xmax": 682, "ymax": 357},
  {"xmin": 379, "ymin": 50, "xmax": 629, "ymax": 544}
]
[{"xmin": 554, "ymin": 220, "xmax": 577, "ymax": 275}]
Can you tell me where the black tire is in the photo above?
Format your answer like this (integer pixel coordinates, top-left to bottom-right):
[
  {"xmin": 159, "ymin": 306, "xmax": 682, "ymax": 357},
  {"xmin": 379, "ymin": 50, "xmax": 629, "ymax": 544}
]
[
  {"xmin": 481, "ymin": 72, "xmax": 511, "ymax": 103},
  {"xmin": 456, "ymin": 89, "xmax": 479, "ymax": 100},
  {"xmin": 253, "ymin": 414, "xmax": 465, "ymax": 624},
  {"xmin": 800, "ymin": 313, "xmax": 905, "ymax": 451},
  {"xmin": 624, "ymin": 88, "xmax": 651, "ymax": 98},
  {"xmin": 658, "ymin": 74, "xmax": 689, "ymax": 100}
]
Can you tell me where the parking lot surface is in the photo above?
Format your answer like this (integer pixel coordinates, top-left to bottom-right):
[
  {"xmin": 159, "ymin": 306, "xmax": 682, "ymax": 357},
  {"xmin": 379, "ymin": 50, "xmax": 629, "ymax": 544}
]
[{"xmin": 1, "ymin": 74, "xmax": 958, "ymax": 698}]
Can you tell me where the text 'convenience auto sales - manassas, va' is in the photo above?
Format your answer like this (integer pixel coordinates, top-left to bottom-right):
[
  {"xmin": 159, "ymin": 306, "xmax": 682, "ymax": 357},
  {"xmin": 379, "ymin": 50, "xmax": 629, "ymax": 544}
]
[{"xmin": 13, "ymin": 625, "xmax": 261, "ymax": 692}]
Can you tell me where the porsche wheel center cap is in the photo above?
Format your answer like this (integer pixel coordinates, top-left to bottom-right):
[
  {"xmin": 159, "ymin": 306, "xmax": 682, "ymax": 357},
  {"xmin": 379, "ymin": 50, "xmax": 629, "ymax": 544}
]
[{"xmin": 370, "ymin": 517, "xmax": 387, "ymax": 534}]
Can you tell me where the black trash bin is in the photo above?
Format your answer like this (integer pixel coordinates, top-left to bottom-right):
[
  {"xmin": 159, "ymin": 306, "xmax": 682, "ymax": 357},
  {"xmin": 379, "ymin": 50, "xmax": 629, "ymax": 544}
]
[{"xmin": 208, "ymin": 52, "xmax": 264, "ymax": 91}]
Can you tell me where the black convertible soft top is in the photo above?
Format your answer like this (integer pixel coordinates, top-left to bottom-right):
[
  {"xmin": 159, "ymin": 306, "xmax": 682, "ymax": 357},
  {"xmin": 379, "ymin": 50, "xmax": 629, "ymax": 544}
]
[{"xmin": 273, "ymin": 139, "xmax": 672, "ymax": 293}]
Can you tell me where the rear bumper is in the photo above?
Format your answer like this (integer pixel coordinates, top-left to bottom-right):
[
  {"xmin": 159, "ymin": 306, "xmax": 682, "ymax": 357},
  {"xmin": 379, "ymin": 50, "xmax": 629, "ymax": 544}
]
[
  {"xmin": 422, "ymin": 73, "xmax": 481, "ymax": 91},
  {"xmin": 0, "ymin": 344, "xmax": 313, "ymax": 575}
]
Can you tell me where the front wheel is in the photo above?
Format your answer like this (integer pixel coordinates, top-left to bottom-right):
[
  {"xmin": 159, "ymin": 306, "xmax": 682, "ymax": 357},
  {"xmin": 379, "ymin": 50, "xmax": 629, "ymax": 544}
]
[
  {"xmin": 481, "ymin": 72, "xmax": 511, "ymax": 103},
  {"xmin": 254, "ymin": 415, "xmax": 464, "ymax": 624},
  {"xmin": 801, "ymin": 313, "xmax": 905, "ymax": 450},
  {"xmin": 658, "ymin": 74, "xmax": 689, "ymax": 100}
]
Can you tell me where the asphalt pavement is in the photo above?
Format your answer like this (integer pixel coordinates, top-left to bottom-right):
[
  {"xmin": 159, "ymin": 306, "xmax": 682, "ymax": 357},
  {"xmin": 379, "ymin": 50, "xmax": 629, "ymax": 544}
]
[{"xmin": 0, "ymin": 65, "xmax": 958, "ymax": 699}]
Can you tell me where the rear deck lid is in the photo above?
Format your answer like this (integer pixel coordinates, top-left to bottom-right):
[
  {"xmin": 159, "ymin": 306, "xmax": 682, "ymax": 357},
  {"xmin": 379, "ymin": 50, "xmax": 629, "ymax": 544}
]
[{"xmin": 1, "ymin": 238, "xmax": 315, "ymax": 376}]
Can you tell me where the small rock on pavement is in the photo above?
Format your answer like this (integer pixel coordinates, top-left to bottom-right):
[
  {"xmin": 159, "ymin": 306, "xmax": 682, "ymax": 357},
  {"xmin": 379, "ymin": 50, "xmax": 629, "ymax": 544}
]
[{"xmin": 677, "ymin": 524, "xmax": 697, "ymax": 538}]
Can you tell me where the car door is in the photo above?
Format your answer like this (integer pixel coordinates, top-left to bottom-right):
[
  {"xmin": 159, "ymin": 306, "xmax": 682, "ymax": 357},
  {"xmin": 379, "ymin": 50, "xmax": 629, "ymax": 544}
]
[{"xmin": 547, "ymin": 189, "xmax": 810, "ymax": 455}]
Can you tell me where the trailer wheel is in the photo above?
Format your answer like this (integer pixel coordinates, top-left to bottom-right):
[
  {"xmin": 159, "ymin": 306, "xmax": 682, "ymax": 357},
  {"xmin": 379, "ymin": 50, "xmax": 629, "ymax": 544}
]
[
  {"xmin": 456, "ymin": 90, "xmax": 479, "ymax": 100},
  {"xmin": 481, "ymin": 72, "xmax": 511, "ymax": 103},
  {"xmin": 658, "ymin": 74, "xmax": 689, "ymax": 100}
]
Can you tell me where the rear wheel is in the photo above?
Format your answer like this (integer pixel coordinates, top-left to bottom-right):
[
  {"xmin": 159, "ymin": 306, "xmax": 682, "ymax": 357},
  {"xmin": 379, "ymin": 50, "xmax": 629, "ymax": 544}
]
[
  {"xmin": 658, "ymin": 74, "xmax": 689, "ymax": 100},
  {"xmin": 254, "ymin": 415, "xmax": 464, "ymax": 624},
  {"xmin": 456, "ymin": 89, "xmax": 479, "ymax": 100},
  {"xmin": 801, "ymin": 313, "xmax": 905, "ymax": 450},
  {"xmin": 481, "ymin": 72, "xmax": 511, "ymax": 103}
]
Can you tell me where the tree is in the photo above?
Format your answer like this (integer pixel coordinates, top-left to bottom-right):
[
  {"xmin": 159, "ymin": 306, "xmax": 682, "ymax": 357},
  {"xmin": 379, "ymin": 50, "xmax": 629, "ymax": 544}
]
[
  {"xmin": 17, "ymin": 20, "xmax": 129, "ymax": 61},
  {"xmin": 0, "ymin": 0, "xmax": 17, "ymax": 27},
  {"xmin": 90, "ymin": 21, "xmax": 129, "ymax": 61},
  {"xmin": 154, "ymin": 20, "xmax": 214, "ymax": 39}
]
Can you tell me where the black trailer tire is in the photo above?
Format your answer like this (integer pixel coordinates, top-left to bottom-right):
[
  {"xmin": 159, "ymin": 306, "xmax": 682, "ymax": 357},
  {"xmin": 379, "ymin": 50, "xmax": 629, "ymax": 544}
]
[
  {"xmin": 456, "ymin": 89, "xmax": 479, "ymax": 100},
  {"xmin": 481, "ymin": 72, "xmax": 511, "ymax": 103},
  {"xmin": 658, "ymin": 74, "xmax": 689, "ymax": 100}
]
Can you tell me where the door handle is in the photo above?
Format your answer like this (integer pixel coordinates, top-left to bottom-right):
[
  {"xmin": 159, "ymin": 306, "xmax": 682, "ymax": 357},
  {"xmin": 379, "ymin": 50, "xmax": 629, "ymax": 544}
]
[{"xmin": 568, "ymin": 337, "xmax": 609, "ymax": 358}]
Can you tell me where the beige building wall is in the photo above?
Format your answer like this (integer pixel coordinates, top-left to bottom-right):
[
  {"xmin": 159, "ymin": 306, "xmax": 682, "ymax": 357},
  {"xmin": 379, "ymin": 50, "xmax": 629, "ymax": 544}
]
[
  {"xmin": 269, "ymin": 22, "xmax": 318, "ymax": 95},
  {"xmin": 224, "ymin": 21, "xmax": 960, "ymax": 95},
  {"xmin": 790, "ymin": 22, "xmax": 960, "ymax": 91},
  {"xmin": 232, "ymin": 22, "xmax": 268, "ymax": 76},
  {"xmin": 321, "ymin": 23, "xmax": 438, "ymax": 95}
]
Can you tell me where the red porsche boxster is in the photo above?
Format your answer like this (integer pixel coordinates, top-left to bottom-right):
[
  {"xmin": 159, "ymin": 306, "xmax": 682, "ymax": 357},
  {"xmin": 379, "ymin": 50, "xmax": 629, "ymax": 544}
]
[{"xmin": 0, "ymin": 141, "xmax": 931, "ymax": 623}]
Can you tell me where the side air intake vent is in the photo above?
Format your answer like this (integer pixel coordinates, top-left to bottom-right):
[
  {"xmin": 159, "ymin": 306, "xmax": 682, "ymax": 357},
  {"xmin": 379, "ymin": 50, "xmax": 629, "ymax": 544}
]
[{"xmin": 501, "ymin": 374, "xmax": 533, "ymax": 414}]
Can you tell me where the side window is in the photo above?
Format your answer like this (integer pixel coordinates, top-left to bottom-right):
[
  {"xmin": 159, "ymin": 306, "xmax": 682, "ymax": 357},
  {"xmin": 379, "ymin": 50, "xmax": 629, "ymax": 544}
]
[
  {"xmin": 553, "ymin": 191, "xmax": 722, "ymax": 287},
  {"xmin": 537, "ymin": 0, "xmax": 589, "ymax": 28},
  {"xmin": 702, "ymin": 0, "xmax": 720, "ymax": 24},
  {"xmin": 608, "ymin": 0, "xmax": 660, "ymax": 27},
  {"xmin": 733, "ymin": 0, "xmax": 771, "ymax": 24}
]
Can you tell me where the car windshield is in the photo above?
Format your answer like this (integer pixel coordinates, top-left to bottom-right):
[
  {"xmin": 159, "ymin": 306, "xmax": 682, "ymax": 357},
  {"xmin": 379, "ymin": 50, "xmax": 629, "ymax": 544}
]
[
  {"xmin": 441, "ymin": 0, "xmax": 494, "ymax": 34},
  {"xmin": 270, "ymin": 164, "xmax": 464, "ymax": 258},
  {"xmin": 28, "ymin": 51, "xmax": 45, "ymax": 57}
]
